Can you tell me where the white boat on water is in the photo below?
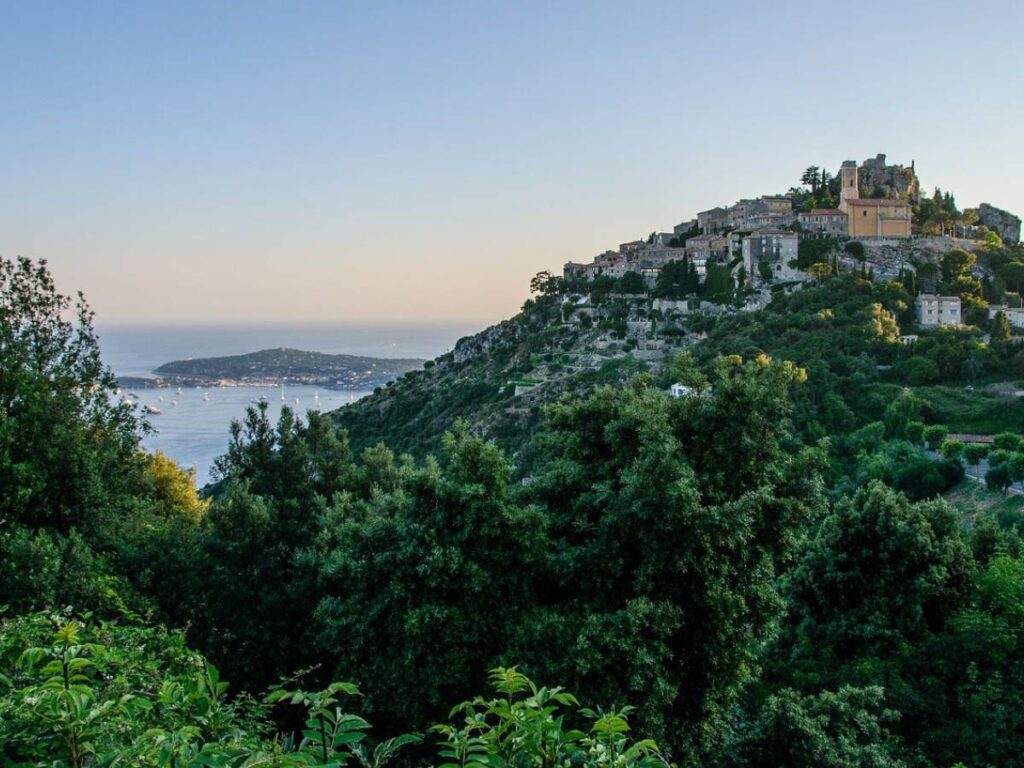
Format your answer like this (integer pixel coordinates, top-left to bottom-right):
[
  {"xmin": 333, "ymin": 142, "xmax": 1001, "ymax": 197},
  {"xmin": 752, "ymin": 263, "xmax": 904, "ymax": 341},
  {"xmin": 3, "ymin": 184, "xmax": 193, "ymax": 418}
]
[
  {"xmin": 204, "ymin": 392, "xmax": 210, "ymax": 402},
  {"xmin": 145, "ymin": 405, "xmax": 161, "ymax": 415},
  {"xmin": 176, "ymin": 387, "xmax": 182, "ymax": 395}
]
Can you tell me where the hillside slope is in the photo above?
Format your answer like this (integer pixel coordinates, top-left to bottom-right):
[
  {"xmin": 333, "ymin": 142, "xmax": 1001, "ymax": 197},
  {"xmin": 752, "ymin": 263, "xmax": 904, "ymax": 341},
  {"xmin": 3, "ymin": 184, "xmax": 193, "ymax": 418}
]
[{"xmin": 331, "ymin": 293, "xmax": 684, "ymax": 459}]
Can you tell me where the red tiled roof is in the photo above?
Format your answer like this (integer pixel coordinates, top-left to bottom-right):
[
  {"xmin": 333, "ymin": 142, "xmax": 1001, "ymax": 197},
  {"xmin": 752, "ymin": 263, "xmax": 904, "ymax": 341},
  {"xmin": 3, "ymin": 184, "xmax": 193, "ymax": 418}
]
[{"xmin": 844, "ymin": 198, "xmax": 910, "ymax": 207}]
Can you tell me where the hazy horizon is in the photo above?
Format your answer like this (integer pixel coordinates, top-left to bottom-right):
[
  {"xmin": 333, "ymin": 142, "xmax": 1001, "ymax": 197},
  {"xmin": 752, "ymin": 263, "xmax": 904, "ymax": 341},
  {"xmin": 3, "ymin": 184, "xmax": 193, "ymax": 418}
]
[{"xmin": 4, "ymin": 0, "xmax": 1022, "ymax": 325}]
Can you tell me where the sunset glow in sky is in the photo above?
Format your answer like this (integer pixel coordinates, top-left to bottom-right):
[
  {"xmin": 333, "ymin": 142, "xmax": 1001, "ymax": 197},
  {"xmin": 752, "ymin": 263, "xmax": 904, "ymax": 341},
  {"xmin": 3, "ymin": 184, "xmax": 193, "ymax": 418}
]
[{"xmin": 3, "ymin": 1, "xmax": 1022, "ymax": 324}]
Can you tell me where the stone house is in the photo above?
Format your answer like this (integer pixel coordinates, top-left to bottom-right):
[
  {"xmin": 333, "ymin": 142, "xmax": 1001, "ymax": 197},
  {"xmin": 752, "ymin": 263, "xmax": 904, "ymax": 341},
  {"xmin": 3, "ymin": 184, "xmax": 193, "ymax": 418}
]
[
  {"xmin": 673, "ymin": 219, "xmax": 697, "ymax": 236},
  {"xmin": 685, "ymin": 234, "xmax": 729, "ymax": 276},
  {"xmin": 697, "ymin": 207, "xmax": 728, "ymax": 234},
  {"xmin": 742, "ymin": 229, "xmax": 800, "ymax": 283},
  {"xmin": 798, "ymin": 208, "xmax": 848, "ymax": 237}
]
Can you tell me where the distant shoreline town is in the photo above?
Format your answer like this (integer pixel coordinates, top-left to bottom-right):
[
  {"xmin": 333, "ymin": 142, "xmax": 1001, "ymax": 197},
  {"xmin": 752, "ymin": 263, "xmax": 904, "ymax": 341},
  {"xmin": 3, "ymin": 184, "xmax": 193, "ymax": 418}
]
[{"xmin": 117, "ymin": 347, "xmax": 424, "ymax": 391}]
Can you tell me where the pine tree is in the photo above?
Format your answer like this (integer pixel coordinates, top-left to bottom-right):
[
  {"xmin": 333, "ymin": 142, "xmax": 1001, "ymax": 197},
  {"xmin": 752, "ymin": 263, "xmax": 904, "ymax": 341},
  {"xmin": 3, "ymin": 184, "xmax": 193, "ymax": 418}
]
[{"xmin": 991, "ymin": 310, "xmax": 1012, "ymax": 343}]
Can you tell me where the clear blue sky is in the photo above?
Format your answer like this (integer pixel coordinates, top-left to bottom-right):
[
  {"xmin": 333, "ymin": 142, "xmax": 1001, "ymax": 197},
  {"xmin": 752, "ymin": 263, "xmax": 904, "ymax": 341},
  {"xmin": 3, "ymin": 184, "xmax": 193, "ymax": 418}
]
[{"xmin": 2, "ymin": 1, "xmax": 1022, "ymax": 324}]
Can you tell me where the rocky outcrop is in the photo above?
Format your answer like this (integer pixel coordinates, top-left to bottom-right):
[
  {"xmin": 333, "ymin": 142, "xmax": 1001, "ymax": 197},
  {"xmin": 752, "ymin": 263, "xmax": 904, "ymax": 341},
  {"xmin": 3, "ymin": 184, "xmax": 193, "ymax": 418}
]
[
  {"xmin": 978, "ymin": 203, "xmax": 1021, "ymax": 244},
  {"xmin": 452, "ymin": 320, "xmax": 522, "ymax": 364},
  {"xmin": 859, "ymin": 154, "xmax": 918, "ymax": 200},
  {"xmin": 856, "ymin": 237, "xmax": 981, "ymax": 279}
]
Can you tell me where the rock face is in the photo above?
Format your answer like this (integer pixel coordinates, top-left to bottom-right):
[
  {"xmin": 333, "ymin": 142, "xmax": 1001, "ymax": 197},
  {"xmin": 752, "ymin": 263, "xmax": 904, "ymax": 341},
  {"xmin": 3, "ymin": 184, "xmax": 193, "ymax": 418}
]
[
  {"xmin": 453, "ymin": 320, "xmax": 522, "ymax": 364},
  {"xmin": 978, "ymin": 203, "xmax": 1021, "ymax": 244},
  {"xmin": 858, "ymin": 154, "xmax": 918, "ymax": 200},
  {"xmin": 858, "ymin": 236, "xmax": 981, "ymax": 277}
]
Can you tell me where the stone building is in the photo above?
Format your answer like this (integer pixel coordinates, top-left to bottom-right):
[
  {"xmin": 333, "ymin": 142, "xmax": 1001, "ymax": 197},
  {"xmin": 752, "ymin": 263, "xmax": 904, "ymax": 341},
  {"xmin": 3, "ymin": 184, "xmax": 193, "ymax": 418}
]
[
  {"xmin": 837, "ymin": 157, "xmax": 912, "ymax": 238},
  {"xmin": 845, "ymin": 199, "xmax": 912, "ymax": 238},
  {"xmin": 563, "ymin": 244, "xmax": 686, "ymax": 283},
  {"xmin": 726, "ymin": 199, "xmax": 759, "ymax": 230},
  {"xmin": 798, "ymin": 208, "xmax": 848, "ymax": 236},
  {"xmin": 742, "ymin": 229, "xmax": 800, "ymax": 283},
  {"xmin": 697, "ymin": 207, "xmax": 728, "ymax": 234},
  {"xmin": 721, "ymin": 196, "xmax": 796, "ymax": 231},
  {"xmin": 988, "ymin": 304, "xmax": 1024, "ymax": 329},
  {"xmin": 673, "ymin": 219, "xmax": 697, "ymax": 236},
  {"xmin": 685, "ymin": 234, "xmax": 729, "ymax": 276},
  {"xmin": 916, "ymin": 294, "xmax": 961, "ymax": 327},
  {"xmin": 978, "ymin": 203, "xmax": 1021, "ymax": 244}
]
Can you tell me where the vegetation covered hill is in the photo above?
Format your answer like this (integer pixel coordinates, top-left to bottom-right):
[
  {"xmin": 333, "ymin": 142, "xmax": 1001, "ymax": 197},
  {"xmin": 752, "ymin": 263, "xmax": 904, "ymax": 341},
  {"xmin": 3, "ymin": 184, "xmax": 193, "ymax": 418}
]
[
  {"xmin": 331, "ymin": 295, "xmax": 658, "ymax": 459},
  {"xmin": 8, "ymin": 254, "xmax": 1024, "ymax": 766},
  {"xmin": 155, "ymin": 347, "xmax": 423, "ymax": 388},
  {"xmin": 333, "ymin": 266, "xmax": 1024, "ymax": 479}
]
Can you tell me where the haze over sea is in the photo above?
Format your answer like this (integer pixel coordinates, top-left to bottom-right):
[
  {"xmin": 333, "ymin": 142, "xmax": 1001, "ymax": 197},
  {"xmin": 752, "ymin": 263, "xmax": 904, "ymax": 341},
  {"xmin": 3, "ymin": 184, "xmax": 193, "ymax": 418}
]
[{"xmin": 98, "ymin": 322, "xmax": 478, "ymax": 486}]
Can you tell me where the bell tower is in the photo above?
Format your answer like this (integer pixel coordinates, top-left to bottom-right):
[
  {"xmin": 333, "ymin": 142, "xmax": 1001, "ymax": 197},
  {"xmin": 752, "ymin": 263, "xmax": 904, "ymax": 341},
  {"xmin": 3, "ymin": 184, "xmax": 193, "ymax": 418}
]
[{"xmin": 838, "ymin": 160, "xmax": 859, "ymax": 212}]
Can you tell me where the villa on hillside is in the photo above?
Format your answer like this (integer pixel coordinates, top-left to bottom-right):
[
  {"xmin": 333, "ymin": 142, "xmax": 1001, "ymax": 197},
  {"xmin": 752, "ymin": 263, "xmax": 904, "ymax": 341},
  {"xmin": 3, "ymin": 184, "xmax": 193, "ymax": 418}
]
[
  {"xmin": 916, "ymin": 294, "xmax": 961, "ymax": 327},
  {"xmin": 989, "ymin": 304, "xmax": 1024, "ymax": 329}
]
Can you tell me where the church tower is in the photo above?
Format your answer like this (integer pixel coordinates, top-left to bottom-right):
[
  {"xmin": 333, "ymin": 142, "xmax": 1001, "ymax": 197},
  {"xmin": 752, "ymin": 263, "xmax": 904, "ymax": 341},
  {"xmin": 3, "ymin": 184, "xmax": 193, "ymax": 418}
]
[{"xmin": 838, "ymin": 160, "xmax": 859, "ymax": 212}]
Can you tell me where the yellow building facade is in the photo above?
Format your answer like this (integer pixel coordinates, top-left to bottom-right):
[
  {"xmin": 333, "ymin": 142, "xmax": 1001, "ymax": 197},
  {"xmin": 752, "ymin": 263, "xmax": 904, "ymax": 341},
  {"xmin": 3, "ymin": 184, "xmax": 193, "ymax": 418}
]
[
  {"xmin": 844, "ymin": 199, "xmax": 912, "ymax": 238},
  {"xmin": 837, "ymin": 159, "xmax": 912, "ymax": 238}
]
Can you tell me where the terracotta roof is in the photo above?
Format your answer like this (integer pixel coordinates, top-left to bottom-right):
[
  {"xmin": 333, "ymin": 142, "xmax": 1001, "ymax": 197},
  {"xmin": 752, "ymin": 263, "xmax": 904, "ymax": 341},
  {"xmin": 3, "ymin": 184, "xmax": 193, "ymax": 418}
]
[{"xmin": 845, "ymin": 198, "xmax": 910, "ymax": 207}]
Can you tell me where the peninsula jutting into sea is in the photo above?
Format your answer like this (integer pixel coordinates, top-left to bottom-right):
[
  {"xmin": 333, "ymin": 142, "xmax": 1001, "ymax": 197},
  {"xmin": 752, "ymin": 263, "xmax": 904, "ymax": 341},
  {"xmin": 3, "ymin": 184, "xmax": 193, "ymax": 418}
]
[
  {"xmin": 118, "ymin": 347, "xmax": 425, "ymax": 390},
  {"xmin": 5, "ymin": 3, "xmax": 1024, "ymax": 765}
]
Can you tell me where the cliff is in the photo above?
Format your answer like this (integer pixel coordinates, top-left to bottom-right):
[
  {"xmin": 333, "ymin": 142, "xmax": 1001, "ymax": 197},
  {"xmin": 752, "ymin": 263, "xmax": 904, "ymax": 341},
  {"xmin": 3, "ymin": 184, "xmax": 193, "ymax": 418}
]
[
  {"xmin": 859, "ymin": 153, "xmax": 919, "ymax": 200},
  {"xmin": 978, "ymin": 203, "xmax": 1021, "ymax": 243}
]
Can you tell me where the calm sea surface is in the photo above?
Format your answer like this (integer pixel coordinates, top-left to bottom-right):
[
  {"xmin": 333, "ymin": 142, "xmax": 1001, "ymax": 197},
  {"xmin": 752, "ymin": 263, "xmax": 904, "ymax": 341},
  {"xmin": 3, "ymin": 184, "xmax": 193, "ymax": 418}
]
[{"xmin": 97, "ymin": 322, "xmax": 479, "ymax": 486}]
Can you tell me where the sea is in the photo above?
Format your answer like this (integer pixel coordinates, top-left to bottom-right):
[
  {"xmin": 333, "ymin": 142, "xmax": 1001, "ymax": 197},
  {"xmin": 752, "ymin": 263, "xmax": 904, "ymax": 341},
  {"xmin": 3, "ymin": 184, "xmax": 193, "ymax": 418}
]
[{"xmin": 98, "ymin": 322, "xmax": 480, "ymax": 486}]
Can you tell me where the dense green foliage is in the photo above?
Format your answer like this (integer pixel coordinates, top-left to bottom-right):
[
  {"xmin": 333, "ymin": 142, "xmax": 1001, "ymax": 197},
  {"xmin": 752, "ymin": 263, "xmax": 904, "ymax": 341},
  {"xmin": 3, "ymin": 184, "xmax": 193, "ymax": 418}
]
[
  {"xmin": 0, "ymin": 615, "xmax": 666, "ymax": 768},
  {"xmin": 7, "ymin": 256, "xmax": 1024, "ymax": 766}
]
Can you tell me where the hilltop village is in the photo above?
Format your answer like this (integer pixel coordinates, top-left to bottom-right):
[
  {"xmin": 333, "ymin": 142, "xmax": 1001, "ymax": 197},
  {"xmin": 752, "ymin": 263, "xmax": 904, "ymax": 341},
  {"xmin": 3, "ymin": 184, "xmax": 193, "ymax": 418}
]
[
  {"xmin": 331, "ymin": 155, "xmax": 1024, "ymax": 464},
  {"xmin": 562, "ymin": 154, "xmax": 1021, "ymax": 333}
]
